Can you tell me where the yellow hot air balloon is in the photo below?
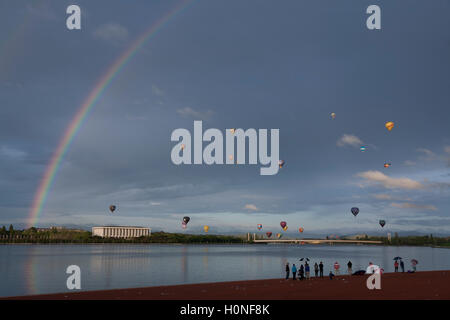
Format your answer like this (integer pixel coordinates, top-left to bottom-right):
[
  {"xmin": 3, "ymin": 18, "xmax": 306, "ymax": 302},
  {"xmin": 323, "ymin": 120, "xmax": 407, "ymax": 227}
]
[
  {"xmin": 181, "ymin": 144, "xmax": 185, "ymax": 150},
  {"xmin": 203, "ymin": 225, "xmax": 209, "ymax": 233},
  {"xmin": 283, "ymin": 226, "xmax": 288, "ymax": 231},
  {"xmin": 385, "ymin": 121, "xmax": 394, "ymax": 131}
]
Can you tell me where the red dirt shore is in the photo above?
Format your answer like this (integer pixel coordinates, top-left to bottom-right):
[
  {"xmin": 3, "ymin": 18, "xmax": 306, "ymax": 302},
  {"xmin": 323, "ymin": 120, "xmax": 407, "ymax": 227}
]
[{"xmin": 4, "ymin": 270, "xmax": 450, "ymax": 300}]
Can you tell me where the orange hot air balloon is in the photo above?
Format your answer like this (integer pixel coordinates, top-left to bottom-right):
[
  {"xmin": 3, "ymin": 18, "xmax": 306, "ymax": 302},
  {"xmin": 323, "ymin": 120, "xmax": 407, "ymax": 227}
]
[
  {"xmin": 181, "ymin": 144, "xmax": 185, "ymax": 150},
  {"xmin": 203, "ymin": 225, "xmax": 209, "ymax": 233},
  {"xmin": 385, "ymin": 121, "xmax": 394, "ymax": 131},
  {"xmin": 299, "ymin": 227, "xmax": 304, "ymax": 233}
]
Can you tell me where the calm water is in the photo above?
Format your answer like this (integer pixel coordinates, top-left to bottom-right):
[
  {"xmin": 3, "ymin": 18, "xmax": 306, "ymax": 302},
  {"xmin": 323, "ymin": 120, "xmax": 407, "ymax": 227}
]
[{"xmin": 1, "ymin": 244, "xmax": 450, "ymax": 297}]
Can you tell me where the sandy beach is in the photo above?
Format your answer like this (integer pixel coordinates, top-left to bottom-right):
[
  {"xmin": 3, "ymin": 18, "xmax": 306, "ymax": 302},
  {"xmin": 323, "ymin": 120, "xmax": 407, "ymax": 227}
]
[{"xmin": 4, "ymin": 270, "xmax": 450, "ymax": 300}]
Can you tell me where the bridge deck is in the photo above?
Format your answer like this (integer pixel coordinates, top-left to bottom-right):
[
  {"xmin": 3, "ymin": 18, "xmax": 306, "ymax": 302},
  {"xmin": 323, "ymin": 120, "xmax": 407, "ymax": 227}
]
[{"xmin": 252, "ymin": 239, "xmax": 382, "ymax": 244}]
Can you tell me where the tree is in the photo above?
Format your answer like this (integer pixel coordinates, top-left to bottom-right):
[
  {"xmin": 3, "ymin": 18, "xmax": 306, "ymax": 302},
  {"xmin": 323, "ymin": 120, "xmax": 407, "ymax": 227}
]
[
  {"xmin": 9, "ymin": 224, "xmax": 14, "ymax": 234},
  {"xmin": 0, "ymin": 226, "xmax": 6, "ymax": 234}
]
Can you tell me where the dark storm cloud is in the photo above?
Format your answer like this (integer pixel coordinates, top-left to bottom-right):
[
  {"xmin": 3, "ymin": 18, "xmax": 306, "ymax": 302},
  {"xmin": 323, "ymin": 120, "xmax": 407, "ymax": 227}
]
[{"xmin": 0, "ymin": 0, "xmax": 449, "ymax": 234}]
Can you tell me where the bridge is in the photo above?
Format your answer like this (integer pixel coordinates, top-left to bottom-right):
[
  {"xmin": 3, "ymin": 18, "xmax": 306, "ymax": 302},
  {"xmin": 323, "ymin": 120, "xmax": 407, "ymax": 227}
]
[
  {"xmin": 248, "ymin": 234, "xmax": 382, "ymax": 244},
  {"xmin": 252, "ymin": 239, "xmax": 382, "ymax": 244}
]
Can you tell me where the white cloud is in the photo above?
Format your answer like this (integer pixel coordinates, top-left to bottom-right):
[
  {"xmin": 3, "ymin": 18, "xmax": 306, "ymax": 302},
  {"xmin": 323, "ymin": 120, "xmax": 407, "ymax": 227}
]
[
  {"xmin": 336, "ymin": 134, "xmax": 363, "ymax": 148},
  {"xmin": 244, "ymin": 204, "xmax": 258, "ymax": 211},
  {"xmin": 151, "ymin": 85, "xmax": 164, "ymax": 96},
  {"xmin": 416, "ymin": 148, "xmax": 437, "ymax": 159},
  {"xmin": 391, "ymin": 202, "xmax": 437, "ymax": 211},
  {"xmin": 403, "ymin": 160, "xmax": 416, "ymax": 166},
  {"xmin": 0, "ymin": 146, "xmax": 27, "ymax": 160},
  {"xmin": 357, "ymin": 170, "xmax": 424, "ymax": 190},
  {"xmin": 373, "ymin": 193, "xmax": 393, "ymax": 200},
  {"xmin": 177, "ymin": 107, "xmax": 213, "ymax": 120},
  {"xmin": 93, "ymin": 23, "xmax": 129, "ymax": 45}
]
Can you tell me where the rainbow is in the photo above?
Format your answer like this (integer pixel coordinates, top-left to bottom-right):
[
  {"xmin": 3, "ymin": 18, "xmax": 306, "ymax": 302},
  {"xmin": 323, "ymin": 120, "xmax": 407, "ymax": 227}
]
[{"xmin": 28, "ymin": 0, "xmax": 195, "ymax": 228}]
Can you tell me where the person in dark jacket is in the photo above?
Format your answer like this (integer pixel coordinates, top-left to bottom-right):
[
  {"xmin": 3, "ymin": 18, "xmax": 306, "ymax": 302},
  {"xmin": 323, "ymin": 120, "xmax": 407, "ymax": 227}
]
[
  {"xmin": 285, "ymin": 263, "xmax": 290, "ymax": 279},
  {"xmin": 400, "ymin": 260, "xmax": 405, "ymax": 272},
  {"xmin": 319, "ymin": 261, "xmax": 324, "ymax": 277},
  {"xmin": 314, "ymin": 263, "xmax": 319, "ymax": 277},
  {"xmin": 299, "ymin": 264, "xmax": 305, "ymax": 280},
  {"xmin": 347, "ymin": 261, "xmax": 353, "ymax": 275}
]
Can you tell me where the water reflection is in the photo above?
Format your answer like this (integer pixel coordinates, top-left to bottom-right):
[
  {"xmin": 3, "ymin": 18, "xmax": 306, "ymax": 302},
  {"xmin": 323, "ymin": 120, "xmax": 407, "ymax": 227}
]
[{"xmin": 2, "ymin": 244, "xmax": 450, "ymax": 297}]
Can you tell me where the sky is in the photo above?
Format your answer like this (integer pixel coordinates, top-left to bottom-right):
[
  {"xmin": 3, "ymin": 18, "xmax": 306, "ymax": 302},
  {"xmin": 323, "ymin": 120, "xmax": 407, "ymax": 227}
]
[{"xmin": 0, "ymin": 0, "xmax": 449, "ymax": 236}]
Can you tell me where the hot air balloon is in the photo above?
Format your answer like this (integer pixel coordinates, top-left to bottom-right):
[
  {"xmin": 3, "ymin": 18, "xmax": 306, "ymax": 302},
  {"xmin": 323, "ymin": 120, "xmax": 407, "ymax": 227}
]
[
  {"xmin": 278, "ymin": 160, "xmax": 285, "ymax": 169},
  {"xmin": 257, "ymin": 224, "xmax": 262, "ymax": 230},
  {"xmin": 280, "ymin": 221, "xmax": 287, "ymax": 229},
  {"xmin": 299, "ymin": 227, "xmax": 304, "ymax": 233},
  {"xmin": 384, "ymin": 162, "xmax": 391, "ymax": 168},
  {"xmin": 203, "ymin": 225, "xmax": 209, "ymax": 233},
  {"xmin": 360, "ymin": 146, "xmax": 366, "ymax": 152},
  {"xmin": 109, "ymin": 205, "xmax": 116, "ymax": 213},
  {"xmin": 181, "ymin": 144, "xmax": 185, "ymax": 150},
  {"xmin": 351, "ymin": 207, "xmax": 359, "ymax": 217},
  {"xmin": 230, "ymin": 128, "xmax": 236, "ymax": 134},
  {"xmin": 266, "ymin": 232, "xmax": 272, "ymax": 238},
  {"xmin": 183, "ymin": 216, "xmax": 190, "ymax": 224},
  {"xmin": 331, "ymin": 112, "xmax": 336, "ymax": 119},
  {"xmin": 379, "ymin": 220, "xmax": 386, "ymax": 227},
  {"xmin": 283, "ymin": 226, "xmax": 288, "ymax": 231},
  {"xmin": 385, "ymin": 121, "xmax": 394, "ymax": 131},
  {"xmin": 276, "ymin": 233, "xmax": 282, "ymax": 239}
]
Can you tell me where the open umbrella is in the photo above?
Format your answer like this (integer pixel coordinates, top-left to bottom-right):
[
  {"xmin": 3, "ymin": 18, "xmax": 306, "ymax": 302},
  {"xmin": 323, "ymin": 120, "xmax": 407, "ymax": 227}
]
[
  {"xmin": 299, "ymin": 258, "xmax": 310, "ymax": 261},
  {"xmin": 352, "ymin": 270, "xmax": 366, "ymax": 276},
  {"xmin": 393, "ymin": 257, "xmax": 403, "ymax": 260},
  {"xmin": 411, "ymin": 259, "xmax": 418, "ymax": 265}
]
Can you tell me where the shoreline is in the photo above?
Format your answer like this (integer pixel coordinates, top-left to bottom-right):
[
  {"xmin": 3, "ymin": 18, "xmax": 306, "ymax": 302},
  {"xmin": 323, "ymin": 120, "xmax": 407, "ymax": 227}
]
[
  {"xmin": 4, "ymin": 270, "xmax": 450, "ymax": 300},
  {"xmin": 1, "ymin": 242, "xmax": 449, "ymax": 249}
]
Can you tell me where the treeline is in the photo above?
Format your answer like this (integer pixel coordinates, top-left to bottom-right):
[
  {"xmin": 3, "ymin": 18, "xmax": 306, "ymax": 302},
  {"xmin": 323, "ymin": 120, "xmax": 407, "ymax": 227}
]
[{"xmin": 0, "ymin": 226, "xmax": 247, "ymax": 244}]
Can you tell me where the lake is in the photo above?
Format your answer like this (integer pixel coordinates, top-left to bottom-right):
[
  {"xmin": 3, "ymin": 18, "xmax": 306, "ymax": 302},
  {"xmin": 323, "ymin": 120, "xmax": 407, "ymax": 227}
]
[{"xmin": 1, "ymin": 244, "xmax": 450, "ymax": 297}]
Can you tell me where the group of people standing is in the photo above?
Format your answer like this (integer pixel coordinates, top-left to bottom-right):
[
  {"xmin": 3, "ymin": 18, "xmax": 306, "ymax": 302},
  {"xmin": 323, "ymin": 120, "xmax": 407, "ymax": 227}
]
[
  {"xmin": 285, "ymin": 260, "xmax": 356, "ymax": 280},
  {"xmin": 285, "ymin": 261, "xmax": 325, "ymax": 280}
]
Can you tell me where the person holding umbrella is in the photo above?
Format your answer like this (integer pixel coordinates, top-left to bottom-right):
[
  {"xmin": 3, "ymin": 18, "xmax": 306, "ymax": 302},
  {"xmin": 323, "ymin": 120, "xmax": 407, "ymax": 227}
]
[
  {"xmin": 299, "ymin": 264, "xmax": 305, "ymax": 280},
  {"xmin": 393, "ymin": 257, "xmax": 402, "ymax": 272}
]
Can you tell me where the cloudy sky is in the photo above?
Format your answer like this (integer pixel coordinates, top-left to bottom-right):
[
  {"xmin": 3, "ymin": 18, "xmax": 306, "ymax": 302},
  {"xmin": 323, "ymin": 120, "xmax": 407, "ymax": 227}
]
[{"xmin": 1, "ymin": 0, "xmax": 449, "ymax": 236}]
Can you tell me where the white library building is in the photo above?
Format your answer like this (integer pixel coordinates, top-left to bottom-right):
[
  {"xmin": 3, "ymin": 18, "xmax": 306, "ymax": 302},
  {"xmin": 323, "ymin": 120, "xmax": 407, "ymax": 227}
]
[{"xmin": 92, "ymin": 226, "xmax": 151, "ymax": 238}]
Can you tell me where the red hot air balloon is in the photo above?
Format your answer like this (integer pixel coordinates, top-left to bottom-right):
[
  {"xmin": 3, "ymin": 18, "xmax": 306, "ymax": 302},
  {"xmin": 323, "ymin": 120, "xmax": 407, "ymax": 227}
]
[
  {"xmin": 280, "ymin": 221, "xmax": 287, "ymax": 229},
  {"xmin": 257, "ymin": 224, "xmax": 262, "ymax": 230},
  {"xmin": 266, "ymin": 232, "xmax": 272, "ymax": 238}
]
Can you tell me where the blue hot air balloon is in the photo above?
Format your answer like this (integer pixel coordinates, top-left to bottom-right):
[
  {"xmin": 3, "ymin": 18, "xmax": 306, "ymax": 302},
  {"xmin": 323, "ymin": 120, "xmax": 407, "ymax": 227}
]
[{"xmin": 351, "ymin": 207, "xmax": 359, "ymax": 217}]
